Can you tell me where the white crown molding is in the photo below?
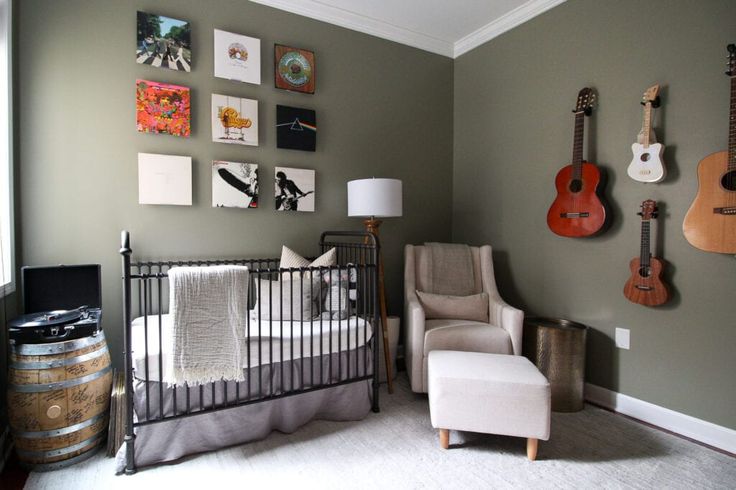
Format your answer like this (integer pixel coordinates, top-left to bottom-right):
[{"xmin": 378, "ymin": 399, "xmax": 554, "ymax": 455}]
[
  {"xmin": 454, "ymin": 0, "xmax": 567, "ymax": 58},
  {"xmin": 585, "ymin": 383, "xmax": 736, "ymax": 455},
  {"xmin": 249, "ymin": 0, "xmax": 455, "ymax": 57}
]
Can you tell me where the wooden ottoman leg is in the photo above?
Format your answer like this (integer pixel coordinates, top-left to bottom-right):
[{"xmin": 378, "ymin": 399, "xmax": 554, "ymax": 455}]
[
  {"xmin": 527, "ymin": 438, "xmax": 538, "ymax": 461},
  {"xmin": 439, "ymin": 429, "xmax": 450, "ymax": 449}
]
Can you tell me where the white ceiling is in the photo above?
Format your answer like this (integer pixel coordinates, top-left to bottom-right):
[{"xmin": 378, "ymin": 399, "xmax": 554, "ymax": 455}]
[{"xmin": 249, "ymin": 0, "xmax": 566, "ymax": 58}]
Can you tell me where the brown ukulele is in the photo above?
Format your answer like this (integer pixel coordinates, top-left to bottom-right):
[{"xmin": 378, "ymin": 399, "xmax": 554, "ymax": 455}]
[
  {"xmin": 547, "ymin": 88, "xmax": 606, "ymax": 237},
  {"xmin": 624, "ymin": 200, "xmax": 670, "ymax": 306},
  {"xmin": 682, "ymin": 44, "xmax": 736, "ymax": 254}
]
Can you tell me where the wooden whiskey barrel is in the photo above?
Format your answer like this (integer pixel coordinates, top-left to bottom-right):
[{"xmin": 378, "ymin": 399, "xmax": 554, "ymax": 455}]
[{"xmin": 7, "ymin": 332, "xmax": 112, "ymax": 471}]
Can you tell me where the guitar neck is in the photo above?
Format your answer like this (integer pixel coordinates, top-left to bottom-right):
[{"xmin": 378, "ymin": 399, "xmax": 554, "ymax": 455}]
[
  {"xmin": 641, "ymin": 103, "xmax": 653, "ymax": 147},
  {"xmin": 729, "ymin": 76, "xmax": 735, "ymax": 171},
  {"xmin": 571, "ymin": 112, "xmax": 585, "ymax": 178},
  {"xmin": 640, "ymin": 220, "xmax": 651, "ymax": 268}
]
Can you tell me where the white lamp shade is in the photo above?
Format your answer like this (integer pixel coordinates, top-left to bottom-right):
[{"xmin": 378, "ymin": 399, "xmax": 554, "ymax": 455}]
[{"xmin": 347, "ymin": 178, "xmax": 403, "ymax": 218}]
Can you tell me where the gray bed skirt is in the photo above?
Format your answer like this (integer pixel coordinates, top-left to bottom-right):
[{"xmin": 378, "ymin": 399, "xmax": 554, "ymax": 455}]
[{"xmin": 115, "ymin": 348, "xmax": 373, "ymax": 473}]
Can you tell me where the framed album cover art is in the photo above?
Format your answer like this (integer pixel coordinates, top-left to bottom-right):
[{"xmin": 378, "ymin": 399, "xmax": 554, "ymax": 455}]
[
  {"xmin": 274, "ymin": 44, "xmax": 315, "ymax": 94},
  {"xmin": 138, "ymin": 153, "xmax": 192, "ymax": 206},
  {"xmin": 136, "ymin": 80, "xmax": 191, "ymax": 137},
  {"xmin": 275, "ymin": 167, "xmax": 315, "ymax": 212},
  {"xmin": 276, "ymin": 105, "xmax": 316, "ymax": 151},
  {"xmin": 136, "ymin": 11, "xmax": 192, "ymax": 72},
  {"xmin": 212, "ymin": 161, "xmax": 258, "ymax": 208},
  {"xmin": 214, "ymin": 29, "xmax": 261, "ymax": 84},
  {"xmin": 211, "ymin": 94, "xmax": 258, "ymax": 146}
]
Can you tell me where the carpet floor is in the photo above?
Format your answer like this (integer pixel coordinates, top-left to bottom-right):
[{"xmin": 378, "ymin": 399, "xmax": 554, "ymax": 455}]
[{"xmin": 24, "ymin": 375, "xmax": 736, "ymax": 489}]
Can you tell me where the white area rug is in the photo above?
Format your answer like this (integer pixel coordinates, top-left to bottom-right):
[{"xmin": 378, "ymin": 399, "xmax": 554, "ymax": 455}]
[{"xmin": 25, "ymin": 375, "xmax": 736, "ymax": 489}]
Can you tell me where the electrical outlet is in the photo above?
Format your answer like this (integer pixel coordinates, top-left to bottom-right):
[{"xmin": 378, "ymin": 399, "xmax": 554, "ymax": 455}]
[{"xmin": 615, "ymin": 328, "xmax": 630, "ymax": 349}]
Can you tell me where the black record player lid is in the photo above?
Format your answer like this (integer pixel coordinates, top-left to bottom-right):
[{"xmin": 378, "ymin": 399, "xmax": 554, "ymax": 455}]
[{"xmin": 9, "ymin": 308, "xmax": 85, "ymax": 329}]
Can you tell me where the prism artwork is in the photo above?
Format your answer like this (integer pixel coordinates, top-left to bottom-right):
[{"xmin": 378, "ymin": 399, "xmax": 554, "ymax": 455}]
[
  {"xmin": 138, "ymin": 153, "xmax": 192, "ymax": 206},
  {"xmin": 274, "ymin": 44, "xmax": 315, "ymax": 94},
  {"xmin": 276, "ymin": 105, "xmax": 316, "ymax": 151},
  {"xmin": 136, "ymin": 11, "xmax": 192, "ymax": 72},
  {"xmin": 212, "ymin": 94, "xmax": 258, "ymax": 146},
  {"xmin": 275, "ymin": 166, "xmax": 315, "ymax": 212},
  {"xmin": 212, "ymin": 161, "xmax": 259, "ymax": 209},
  {"xmin": 136, "ymin": 79, "xmax": 191, "ymax": 137},
  {"xmin": 214, "ymin": 29, "xmax": 261, "ymax": 84}
]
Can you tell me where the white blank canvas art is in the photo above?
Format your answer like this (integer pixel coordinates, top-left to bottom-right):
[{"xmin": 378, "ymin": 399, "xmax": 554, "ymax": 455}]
[
  {"xmin": 211, "ymin": 94, "xmax": 258, "ymax": 146},
  {"xmin": 138, "ymin": 153, "xmax": 192, "ymax": 206},
  {"xmin": 213, "ymin": 29, "xmax": 261, "ymax": 84}
]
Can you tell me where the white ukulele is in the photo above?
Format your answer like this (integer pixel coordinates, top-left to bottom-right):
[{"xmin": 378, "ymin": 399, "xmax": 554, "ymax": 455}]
[{"xmin": 627, "ymin": 84, "xmax": 665, "ymax": 183}]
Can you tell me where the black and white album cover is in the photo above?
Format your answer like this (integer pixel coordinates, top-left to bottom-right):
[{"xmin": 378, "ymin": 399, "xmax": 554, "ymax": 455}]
[
  {"xmin": 274, "ymin": 166, "xmax": 314, "ymax": 212},
  {"xmin": 212, "ymin": 161, "xmax": 258, "ymax": 208}
]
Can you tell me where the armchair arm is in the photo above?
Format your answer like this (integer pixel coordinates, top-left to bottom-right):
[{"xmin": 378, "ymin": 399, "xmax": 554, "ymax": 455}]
[
  {"xmin": 488, "ymin": 292, "xmax": 524, "ymax": 355},
  {"xmin": 404, "ymin": 293, "xmax": 427, "ymax": 392},
  {"xmin": 404, "ymin": 245, "xmax": 427, "ymax": 392},
  {"xmin": 479, "ymin": 245, "xmax": 524, "ymax": 355}
]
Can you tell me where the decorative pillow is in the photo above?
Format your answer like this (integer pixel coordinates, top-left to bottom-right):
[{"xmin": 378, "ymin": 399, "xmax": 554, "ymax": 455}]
[
  {"xmin": 416, "ymin": 290, "xmax": 489, "ymax": 323},
  {"xmin": 253, "ymin": 277, "xmax": 320, "ymax": 321},
  {"xmin": 280, "ymin": 245, "xmax": 336, "ymax": 273}
]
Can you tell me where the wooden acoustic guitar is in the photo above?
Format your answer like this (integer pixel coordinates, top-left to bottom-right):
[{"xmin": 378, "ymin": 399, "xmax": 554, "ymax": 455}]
[
  {"xmin": 682, "ymin": 44, "xmax": 736, "ymax": 254},
  {"xmin": 623, "ymin": 200, "xmax": 670, "ymax": 306},
  {"xmin": 547, "ymin": 88, "xmax": 606, "ymax": 237},
  {"xmin": 627, "ymin": 84, "xmax": 666, "ymax": 183}
]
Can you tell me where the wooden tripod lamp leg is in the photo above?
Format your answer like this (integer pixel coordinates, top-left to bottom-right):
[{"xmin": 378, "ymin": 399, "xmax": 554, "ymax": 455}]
[{"xmin": 365, "ymin": 218, "xmax": 394, "ymax": 394}]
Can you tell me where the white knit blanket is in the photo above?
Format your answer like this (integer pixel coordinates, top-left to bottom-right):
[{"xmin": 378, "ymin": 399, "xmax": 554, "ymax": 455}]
[{"xmin": 164, "ymin": 265, "xmax": 249, "ymax": 386}]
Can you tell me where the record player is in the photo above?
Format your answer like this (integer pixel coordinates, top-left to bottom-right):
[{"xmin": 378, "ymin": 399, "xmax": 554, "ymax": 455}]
[
  {"xmin": 8, "ymin": 305, "xmax": 102, "ymax": 344},
  {"xmin": 7, "ymin": 264, "xmax": 103, "ymax": 344}
]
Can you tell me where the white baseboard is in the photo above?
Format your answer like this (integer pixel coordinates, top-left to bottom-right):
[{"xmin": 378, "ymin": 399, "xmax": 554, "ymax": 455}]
[{"xmin": 585, "ymin": 383, "xmax": 736, "ymax": 455}]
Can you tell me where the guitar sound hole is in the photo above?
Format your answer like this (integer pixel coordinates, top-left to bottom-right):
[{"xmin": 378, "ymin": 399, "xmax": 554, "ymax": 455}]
[
  {"xmin": 569, "ymin": 179, "xmax": 582, "ymax": 193},
  {"xmin": 640, "ymin": 153, "xmax": 650, "ymax": 162},
  {"xmin": 638, "ymin": 266, "xmax": 651, "ymax": 278},
  {"xmin": 721, "ymin": 170, "xmax": 736, "ymax": 191}
]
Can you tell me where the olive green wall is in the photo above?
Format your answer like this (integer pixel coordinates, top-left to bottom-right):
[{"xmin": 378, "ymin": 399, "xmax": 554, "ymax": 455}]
[
  {"xmin": 15, "ymin": 0, "xmax": 453, "ymax": 369},
  {"xmin": 12, "ymin": 0, "xmax": 736, "ymax": 434},
  {"xmin": 453, "ymin": 0, "xmax": 736, "ymax": 428}
]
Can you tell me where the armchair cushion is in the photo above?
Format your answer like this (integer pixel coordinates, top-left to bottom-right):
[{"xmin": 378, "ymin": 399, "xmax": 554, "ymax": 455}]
[
  {"xmin": 416, "ymin": 291, "xmax": 489, "ymax": 323},
  {"xmin": 423, "ymin": 319, "xmax": 512, "ymax": 356}
]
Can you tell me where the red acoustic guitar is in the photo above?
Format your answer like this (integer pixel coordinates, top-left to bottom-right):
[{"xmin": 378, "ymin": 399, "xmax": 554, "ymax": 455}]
[
  {"xmin": 547, "ymin": 88, "xmax": 606, "ymax": 237},
  {"xmin": 623, "ymin": 200, "xmax": 670, "ymax": 306},
  {"xmin": 682, "ymin": 43, "xmax": 736, "ymax": 253}
]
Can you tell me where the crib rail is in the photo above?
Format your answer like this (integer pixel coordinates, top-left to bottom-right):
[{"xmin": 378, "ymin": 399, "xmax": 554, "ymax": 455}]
[{"xmin": 120, "ymin": 231, "xmax": 379, "ymax": 474}]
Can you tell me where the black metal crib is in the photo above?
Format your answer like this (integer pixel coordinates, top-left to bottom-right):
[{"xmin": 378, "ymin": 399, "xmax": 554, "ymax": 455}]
[{"xmin": 119, "ymin": 231, "xmax": 380, "ymax": 474}]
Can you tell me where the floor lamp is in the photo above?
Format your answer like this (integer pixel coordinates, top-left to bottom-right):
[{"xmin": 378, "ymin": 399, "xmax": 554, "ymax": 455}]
[{"xmin": 348, "ymin": 178, "xmax": 402, "ymax": 394}]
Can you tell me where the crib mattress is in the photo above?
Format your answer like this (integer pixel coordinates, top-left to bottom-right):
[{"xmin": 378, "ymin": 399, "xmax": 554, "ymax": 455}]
[{"xmin": 132, "ymin": 314, "xmax": 373, "ymax": 381}]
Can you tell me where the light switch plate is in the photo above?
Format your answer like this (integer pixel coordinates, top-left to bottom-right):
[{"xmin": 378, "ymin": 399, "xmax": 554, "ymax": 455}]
[{"xmin": 615, "ymin": 327, "xmax": 630, "ymax": 349}]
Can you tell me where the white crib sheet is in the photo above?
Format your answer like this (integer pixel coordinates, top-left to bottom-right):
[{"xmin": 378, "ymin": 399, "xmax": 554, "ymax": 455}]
[{"xmin": 131, "ymin": 314, "xmax": 373, "ymax": 381}]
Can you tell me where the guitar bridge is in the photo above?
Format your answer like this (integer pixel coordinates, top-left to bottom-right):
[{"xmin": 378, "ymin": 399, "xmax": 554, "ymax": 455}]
[
  {"xmin": 635, "ymin": 285, "xmax": 653, "ymax": 291},
  {"xmin": 713, "ymin": 207, "xmax": 736, "ymax": 215},
  {"xmin": 560, "ymin": 212, "xmax": 590, "ymax": 218}
]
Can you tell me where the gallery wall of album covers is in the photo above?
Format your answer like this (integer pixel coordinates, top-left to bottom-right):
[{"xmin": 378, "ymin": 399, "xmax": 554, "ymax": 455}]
[{"xmin": 134, "ymin": 10, "xmax": 318, "ymax": 213}]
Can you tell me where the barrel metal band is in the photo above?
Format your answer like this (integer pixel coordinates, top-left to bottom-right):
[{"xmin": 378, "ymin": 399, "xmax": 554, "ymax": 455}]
[
  {"xmin": 17, "ymin": 442, "xmax": 102, "ymax": 473},
  {"xmin": 15, "ymin": 432, "xmax": 104, "ymax": 459},
  {"xmin": 11, "ymin": 346, "xmax": 108, "ymax": 370},
  {"xmin": 9, "ymin": 365, "xmax": 112, "ymax": 393},
  {"xmin": 12, "ymin": 332, "xmax": 105, "ymax": 356},
  {"xmin": 11, "ymin": 412, "xmax": 107, "ymax": 439}
]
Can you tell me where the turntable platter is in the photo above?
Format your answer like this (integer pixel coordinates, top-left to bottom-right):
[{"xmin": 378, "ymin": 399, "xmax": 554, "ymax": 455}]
[{"xmin": 9, "ymin": 309, "xmax": 83, "ymax": 328}]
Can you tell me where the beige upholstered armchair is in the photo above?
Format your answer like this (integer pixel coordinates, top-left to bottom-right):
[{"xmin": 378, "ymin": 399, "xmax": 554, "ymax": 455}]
[{"xmin": 404, "ymin": 244, "xmax": 524, "ymax": 393}]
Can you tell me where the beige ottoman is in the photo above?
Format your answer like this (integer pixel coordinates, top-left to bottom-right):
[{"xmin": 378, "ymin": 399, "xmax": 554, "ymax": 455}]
[{"xmin": 428, "ymin": 350, "xmax": 551, "ymax": 460}]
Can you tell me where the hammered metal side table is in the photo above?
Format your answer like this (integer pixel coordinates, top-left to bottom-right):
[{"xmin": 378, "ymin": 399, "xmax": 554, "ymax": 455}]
[{"xmin": 522, "ymin": 317, "xmax": 588, "ymax": 412}]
